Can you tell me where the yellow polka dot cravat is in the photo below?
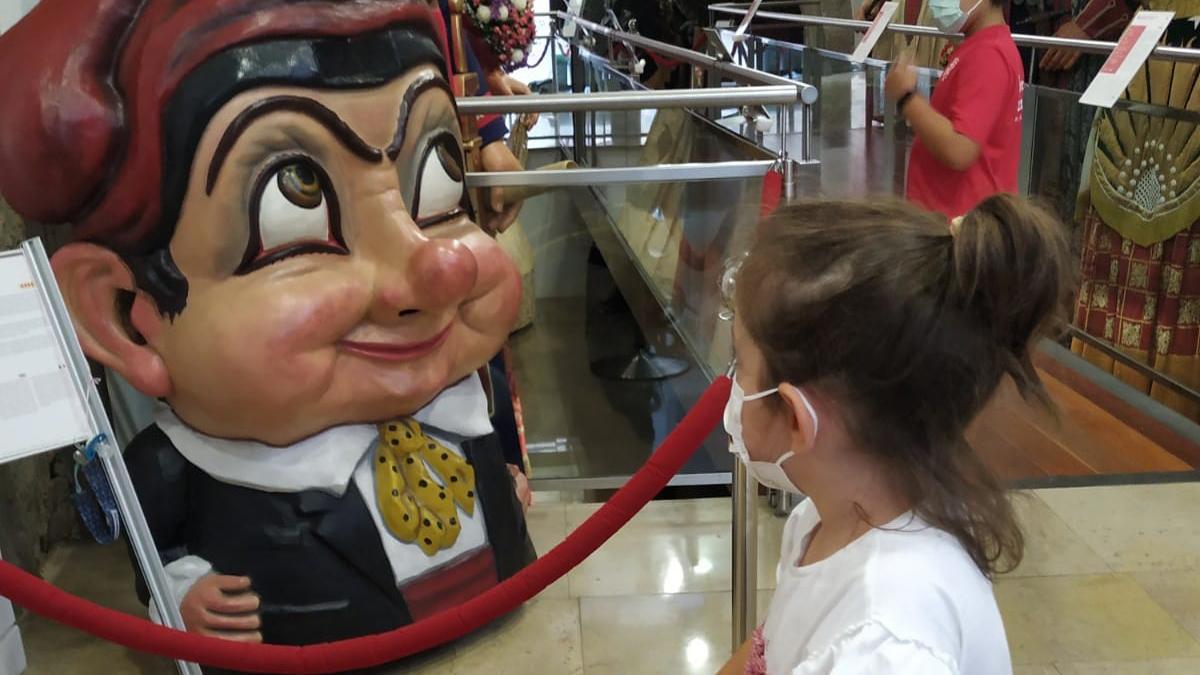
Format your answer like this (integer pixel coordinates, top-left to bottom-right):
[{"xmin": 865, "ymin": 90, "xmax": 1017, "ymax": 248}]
[{"xmin": 374, "ymin": 419, "xmax": 477, "ymax": 556}]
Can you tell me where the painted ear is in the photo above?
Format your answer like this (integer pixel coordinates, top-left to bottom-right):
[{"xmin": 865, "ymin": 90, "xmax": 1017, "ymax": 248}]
[{"xmin": 50, "ymin": 243, "xmax": 171, "ymax": 398}]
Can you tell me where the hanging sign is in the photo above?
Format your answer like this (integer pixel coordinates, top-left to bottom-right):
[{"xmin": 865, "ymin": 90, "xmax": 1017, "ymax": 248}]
[
  {"xmin": 851, "ymin": 2, "xmax": 899, "ymax": 64},
  {"xmin": 561, "ymin": 0, "xmax": 583, "ymax": 38},
  {"xmin": 1079, "ymin": 11, "xmax": 1174, "ymax": 108}
]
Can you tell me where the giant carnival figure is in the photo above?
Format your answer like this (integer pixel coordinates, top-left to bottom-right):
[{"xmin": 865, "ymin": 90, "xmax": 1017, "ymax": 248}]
[{"xmin": 0, "ymin": 0, "xmax": 537, "ymax": 653}]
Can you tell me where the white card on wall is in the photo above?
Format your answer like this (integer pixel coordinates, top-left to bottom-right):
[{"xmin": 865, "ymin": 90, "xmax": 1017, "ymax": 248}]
[
  {"xmin": 1079, "ymin": 11, "xmax": 1174, "ymax": 108},
  {"xmin": 0, "ymin": 249, "xmax": 90, "ymax": 464},
  {"xmin": 850, "ymin": 2, "xmax": 899, "ymax": 64}
]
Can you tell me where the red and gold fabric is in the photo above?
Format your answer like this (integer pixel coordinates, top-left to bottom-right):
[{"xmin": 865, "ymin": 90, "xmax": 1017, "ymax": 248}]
[{"xmin": 1073, "ymin": 4, "xmax": 1200, "ymax": 420}]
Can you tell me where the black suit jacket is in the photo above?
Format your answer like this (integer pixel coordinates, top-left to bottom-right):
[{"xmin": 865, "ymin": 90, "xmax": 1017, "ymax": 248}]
[{"xmin": 124, "ymin": 424, "xmax": 535, "ymax": 654}]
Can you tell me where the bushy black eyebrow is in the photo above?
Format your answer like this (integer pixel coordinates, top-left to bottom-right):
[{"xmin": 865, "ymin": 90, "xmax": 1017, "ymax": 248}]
[
  {"xmin": 206, "ymin": 96, "xmax": 383, "ymax": 195},
  {"xmin": 386, "ymin": 72, "xmax": 456, "ymax": 161}
]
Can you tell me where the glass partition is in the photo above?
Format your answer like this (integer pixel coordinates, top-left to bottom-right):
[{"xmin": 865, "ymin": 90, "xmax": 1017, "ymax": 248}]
[
  {"xmin": 514, "ymin": 47, "xmax": 785, "ymax": 488},
  {"xmin": 533, "ymin": 19, "xmax": 1199, "ymax": 489},
  {"xmin": 696, "ymin": 23, "xmax": 1200, "ymax": 481}
]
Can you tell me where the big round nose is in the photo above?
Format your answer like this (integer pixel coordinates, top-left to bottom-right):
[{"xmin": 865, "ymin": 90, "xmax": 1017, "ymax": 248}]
[{"xmin": 405, "ymin": 238, "xmax": 479, "ymax": 309}]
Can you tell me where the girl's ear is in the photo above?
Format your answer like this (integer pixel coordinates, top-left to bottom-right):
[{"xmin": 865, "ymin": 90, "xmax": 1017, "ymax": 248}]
[{"xmin": 779, "ymin": 383, "xmax": 819, "ymax": 455}]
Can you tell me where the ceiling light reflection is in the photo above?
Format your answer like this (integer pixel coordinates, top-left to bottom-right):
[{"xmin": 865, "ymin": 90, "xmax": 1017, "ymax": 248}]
[
  {"xmin": 685, "ymin": 637, "xmax": 710, "ymax": 669},
  {"xmin": 662, "ymin": 555, "xmax": 685, "ymax": 594}
]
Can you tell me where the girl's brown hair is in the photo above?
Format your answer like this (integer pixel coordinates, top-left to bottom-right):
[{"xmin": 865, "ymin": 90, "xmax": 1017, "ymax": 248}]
[{"xmin": 736, "ymin": 195, "xmax": 1075, "ymax": 576}]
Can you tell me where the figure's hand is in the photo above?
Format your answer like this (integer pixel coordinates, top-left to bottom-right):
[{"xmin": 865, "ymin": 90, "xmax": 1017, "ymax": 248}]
[
  {"xmin": 1040, "ymin": 21, "xmax": 1088, "ymax": 72},
  {"xmin": 854, "ymin": 0, "xmax": 875, "ymax": 21},
  {"xmin": 884, "ymin": 50, "xmax": 918, "ymax": 105},
  {"xmin": 485, "ymin": 68, "xmax": 514, "ymax": 96},
  {"xmin": 485, "ymin": 70, "xmax": 539, "ymax": 125},
  {"xmin": 508, "ymin": 463, "xmax": 532, "ymax": 514},
  {"xmin": 480, "ymin": 141, "xmax": 524, "ymax": 234},
  {"xmin": 504, "ymin": 76, "xmax": 539, "ymax": 126},
  {"xmin": 181, "ymin": 574, "xmax": 262, "ymax": 642}
]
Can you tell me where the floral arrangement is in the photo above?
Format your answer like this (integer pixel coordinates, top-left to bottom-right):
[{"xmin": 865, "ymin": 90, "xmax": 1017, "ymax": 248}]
[{"xmin": 462, "ymin": 0, "xmax": 537, "ymax": 72}]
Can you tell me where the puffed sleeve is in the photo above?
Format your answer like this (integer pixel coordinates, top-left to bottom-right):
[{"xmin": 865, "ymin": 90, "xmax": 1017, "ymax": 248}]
[{"xmin": 791, "ymin": 621, "xmax": 957, "ymax": 675}]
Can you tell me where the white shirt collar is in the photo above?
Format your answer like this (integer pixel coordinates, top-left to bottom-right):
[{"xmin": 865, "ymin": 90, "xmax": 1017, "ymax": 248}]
[{"xmin": 155, "ymin": 372, "xmax": 494, "ymax": 495}]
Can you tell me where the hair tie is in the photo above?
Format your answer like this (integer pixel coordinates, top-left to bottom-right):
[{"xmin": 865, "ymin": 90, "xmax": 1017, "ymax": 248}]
[{"xmin": 949, "ymin": 216, "xmax": 965, "ymax": 237}]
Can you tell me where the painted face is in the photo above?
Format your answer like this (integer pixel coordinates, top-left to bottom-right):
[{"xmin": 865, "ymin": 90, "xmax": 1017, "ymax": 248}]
[{"xmin": 150, "ymin": 66, "xmax": 520, "ymax": 445}]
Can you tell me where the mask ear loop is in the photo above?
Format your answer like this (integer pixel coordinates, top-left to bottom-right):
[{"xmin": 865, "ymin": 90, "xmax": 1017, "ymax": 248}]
[
  {"xmin": 782, "ymin": 384, "xmax": 821, "ymax": 442},
  {"xmin": 743, "ymin": 387, "xmax": 779, "ymax": 401}
]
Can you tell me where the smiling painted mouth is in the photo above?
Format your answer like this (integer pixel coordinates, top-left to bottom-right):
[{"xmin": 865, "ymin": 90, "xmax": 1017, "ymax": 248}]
[{"xmin": 338, "ymin": 323, "xmax": 452, "ymax": 362}]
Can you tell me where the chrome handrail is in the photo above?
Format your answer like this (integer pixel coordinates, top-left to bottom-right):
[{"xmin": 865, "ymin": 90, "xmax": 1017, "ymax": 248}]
[
  {"xmin": 710, "ymin": 2, "xmax": 1200, "ymax": 63},
  {"xmin": 710, "ymin": 26, "xmax": 1200, "ymax": 124},
  {"xmin": 552, "ymin": 10, "xmax": 820, "ymax": 104},
  {"xmin": 465, "ymin": 161, "xmax": 775, "ymax": 188},
  {"xmin": 458, "ymin": 85, "xmax": 799, "ymax": 114}
]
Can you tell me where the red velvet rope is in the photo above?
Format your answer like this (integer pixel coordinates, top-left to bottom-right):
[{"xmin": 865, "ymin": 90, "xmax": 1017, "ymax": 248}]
[{"xmin": 0, "ymin": 376, "xmax": 731, "ymax": 673}]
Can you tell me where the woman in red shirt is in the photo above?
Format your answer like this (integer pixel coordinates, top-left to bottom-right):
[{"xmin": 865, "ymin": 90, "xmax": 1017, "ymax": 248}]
[{"xmin": 885, "ymin": 0, "xmax": 1025, "ymax": 219}]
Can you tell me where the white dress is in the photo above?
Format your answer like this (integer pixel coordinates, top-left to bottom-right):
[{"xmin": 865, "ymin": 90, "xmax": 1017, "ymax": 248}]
[{"xmin": 759, "ymin": 500, "xmax": 1013, "ymax": 675}]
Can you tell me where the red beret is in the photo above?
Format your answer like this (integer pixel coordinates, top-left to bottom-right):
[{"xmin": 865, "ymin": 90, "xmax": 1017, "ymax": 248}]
[{"xmin": 0, "ymin": 0, "xmax": 447, "ymax": 253}]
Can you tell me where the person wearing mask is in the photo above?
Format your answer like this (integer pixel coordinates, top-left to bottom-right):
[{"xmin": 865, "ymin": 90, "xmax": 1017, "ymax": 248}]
[
  {"xmin": 885, "ymin": 0, "xmax": 1024, "ymax": 219},
  {"xmin": 718, "ymin": 195, "xmax": 1073, "ymax": 674}
]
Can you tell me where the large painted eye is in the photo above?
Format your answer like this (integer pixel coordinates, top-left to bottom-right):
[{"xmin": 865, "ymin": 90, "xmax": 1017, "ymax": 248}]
[
  {"xmin": 276, "ymin": 163, "xmax": 324, "ymax": 209},
  {"xmin": 412, "ymin": 134, "xmax": 468, "ymax": 227},
  {"xmin": 239, "ymin": 157, "xmax": 345, "ymax": 273}
]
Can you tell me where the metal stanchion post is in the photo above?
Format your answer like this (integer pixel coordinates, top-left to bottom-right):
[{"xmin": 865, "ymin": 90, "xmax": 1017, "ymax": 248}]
[
  {"xmin": 731, "ymin": 459, "xmax": 759, "ymax": 647},
  {"xmin": 730, "ymin": 354, "xmax": 759, "ymax": 648},
  {"xmin": 777, "ymin": 102, "xmax": 797, "ymax": 199},
  {"xmin": 776, "ymin": 102, "xmax": 787, "ymax": 161},
  {"xmin": 570, "ymin": 44, "xmax": 586, "ymax": 165},
  {"xmin": 1019, "ymin": 84, "xmax": 1037, "ymax": 198},
  {"xmin": 550, "ymin": 37, "xmax": 559, "ymax": 93},
  {"xmin": 799, "ymin": 102, "xmax": 813, "ymax": 165}
]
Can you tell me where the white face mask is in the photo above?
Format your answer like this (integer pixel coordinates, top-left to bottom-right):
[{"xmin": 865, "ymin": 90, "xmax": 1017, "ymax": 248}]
[
  {"xmin": 723, "ymin": 375, "xmax": 818, "ymax": 494},
  {"xmin": 929, "ymin": 0, "xmax": 983, "ymax": 33}
]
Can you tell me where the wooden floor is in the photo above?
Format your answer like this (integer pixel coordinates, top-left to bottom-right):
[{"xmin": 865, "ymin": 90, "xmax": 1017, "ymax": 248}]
[{"xmin": 968, "ymin": 371, "xmax": 1194, "ymax": 484}]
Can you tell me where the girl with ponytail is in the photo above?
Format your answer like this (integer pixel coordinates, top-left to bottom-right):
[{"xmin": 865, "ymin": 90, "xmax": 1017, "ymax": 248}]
[{"xmin": 719, "ymin": 195, "xmax": 1074, "ymax": 674}]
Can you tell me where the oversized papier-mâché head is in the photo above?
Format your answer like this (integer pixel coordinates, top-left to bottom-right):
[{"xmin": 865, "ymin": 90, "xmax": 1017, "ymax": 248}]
[{"xmin": 0, "ymin": 0, "xmax": 521, "ymax": 446}]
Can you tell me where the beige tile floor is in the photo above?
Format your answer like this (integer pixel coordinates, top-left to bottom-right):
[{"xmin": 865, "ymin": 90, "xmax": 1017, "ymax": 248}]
[{"xmin": 15, "ymin": 483, "xmax": 1200, "ymax": 674}]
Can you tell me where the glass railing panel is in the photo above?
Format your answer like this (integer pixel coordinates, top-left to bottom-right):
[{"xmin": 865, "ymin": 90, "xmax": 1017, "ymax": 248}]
[
  {"xmin": 505, "ymin": 54, "xmax": 787, "ymax": 485},
  {"xmin": 718, "ymin": 21, "xmax": 1200, "ymax": 451}
]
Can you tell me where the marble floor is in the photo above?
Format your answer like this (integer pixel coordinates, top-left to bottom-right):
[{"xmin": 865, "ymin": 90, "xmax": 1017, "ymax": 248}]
[{"xmin": 14, "ymin": 482, "xmax": 1200, "ymax": 674}]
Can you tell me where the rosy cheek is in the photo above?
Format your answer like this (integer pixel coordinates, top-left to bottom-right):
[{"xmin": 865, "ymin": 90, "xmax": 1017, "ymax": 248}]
[
  {"xmin": 257, "ymin": 279, "xmax": 370, "ymax": 353},
  {"xmin": 468, "ymin": 238, "xmax": 518, "ymax": 292},
  {"xmin": 470, "ymin": 244, "xmax": 521, "ymax": 319}
]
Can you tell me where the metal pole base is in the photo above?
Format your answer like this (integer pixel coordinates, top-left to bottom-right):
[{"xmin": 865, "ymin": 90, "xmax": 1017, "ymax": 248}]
[{"xmin": 590, "ymin": 348, "xmax": 690, "ymax": 381}]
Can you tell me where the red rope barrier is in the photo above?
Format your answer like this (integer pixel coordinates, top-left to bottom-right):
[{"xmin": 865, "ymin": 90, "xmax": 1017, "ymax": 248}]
[{"xmin": 0, "ymin": 376, "xmax": 731, "ymax": 673}]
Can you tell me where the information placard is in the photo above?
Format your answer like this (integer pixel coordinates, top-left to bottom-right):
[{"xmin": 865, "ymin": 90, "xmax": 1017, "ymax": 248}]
[
  {"xmin": 561, "ymin": 0, "xmax": 583, "ymax": 38},
  {"xmin": 851, "ymin": 2, "xmax": 899, "ymax": 64},
  {"xmin": 732, "ymin": 0, "xmax": 765, "ymax": 42},
  {"xmin": 1079, "ymin": 11, "xmax": 1174, "ymax": 108},
  {"xmin": 1, "ymin": 240, "xmax": 201, "ymax": 674},
  {"xmin": 0, "ymin": 249, "xmax": 90, "ymax": 463}
]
